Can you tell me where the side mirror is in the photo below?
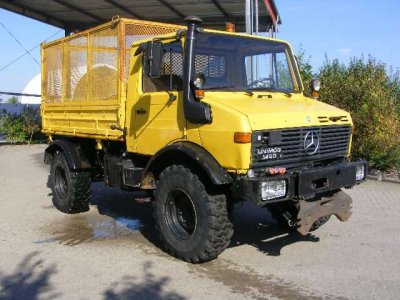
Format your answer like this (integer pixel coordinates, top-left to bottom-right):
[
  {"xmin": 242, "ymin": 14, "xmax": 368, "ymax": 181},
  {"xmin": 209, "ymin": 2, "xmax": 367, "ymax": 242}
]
[{"xmin": 142, "ymin": 41, "xmax": 164, "ymax": 78}]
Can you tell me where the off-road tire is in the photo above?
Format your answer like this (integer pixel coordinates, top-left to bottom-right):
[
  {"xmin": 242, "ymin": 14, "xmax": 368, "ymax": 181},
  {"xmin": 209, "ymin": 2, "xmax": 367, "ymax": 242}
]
[
  {"xmin": 268, "ymin": 202, "xmax": 331, "ymax": 232},
  {"xmin": 50, "ymin": 152, "xmax": 91, "ymax": 214},
  {"xmin": 153, "ymin": 165, "xmax": 234, "ymax": 263}
]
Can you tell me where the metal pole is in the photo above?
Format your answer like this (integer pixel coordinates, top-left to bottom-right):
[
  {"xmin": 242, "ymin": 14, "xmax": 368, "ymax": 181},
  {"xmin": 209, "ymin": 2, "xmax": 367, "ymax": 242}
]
[
  {"xmin": 245, "ymin": 0, "xmax": 253, "ymax": 82},
  {"xmin": 255, "ymin": 0, "xmax": 259, "ymax": 80},
  {"xmin": 245, "ymin": 0, "xmax": 251, "ymax": 34}
]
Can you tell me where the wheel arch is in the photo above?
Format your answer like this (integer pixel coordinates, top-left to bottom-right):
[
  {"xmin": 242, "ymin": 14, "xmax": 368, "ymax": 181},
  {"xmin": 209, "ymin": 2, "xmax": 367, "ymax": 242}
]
[
  {"xmin": 143, "ymin": 142, "xmax": 232, "ymax": 187},
  {"xmin": 44, "ymin": 139, "xmax": 92, "ymax": 170}
]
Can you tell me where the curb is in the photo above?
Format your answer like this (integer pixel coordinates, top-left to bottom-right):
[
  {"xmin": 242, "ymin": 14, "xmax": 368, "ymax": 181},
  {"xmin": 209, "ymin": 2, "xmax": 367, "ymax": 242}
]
[
  {"xmin": 0, "ymin": 141, "xmax": 47, "ymax": 146},
  {"xmin": 367, "ymin": 175, "xmax": 400, "ymax": 184}
]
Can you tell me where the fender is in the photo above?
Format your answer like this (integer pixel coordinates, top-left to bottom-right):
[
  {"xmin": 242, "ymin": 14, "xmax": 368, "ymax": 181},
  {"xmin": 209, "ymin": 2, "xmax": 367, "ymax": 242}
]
[
  {"xmin": 144, "ymin": 142, "xmax": 232, "ymax": 185},
  {"xmin": 44, "ymin": 139, "xmax": 92, "ymax": 170}
]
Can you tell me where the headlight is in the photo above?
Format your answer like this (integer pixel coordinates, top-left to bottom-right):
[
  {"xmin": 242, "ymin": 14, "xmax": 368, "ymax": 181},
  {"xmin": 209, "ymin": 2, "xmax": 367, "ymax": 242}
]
[
  {"xmin": 261, "ymin": 180, "xmax": 287, "ymax": 200},
  {"xmin": 310, "ymin": 78, "xmax": 321, "ymax": 92},
  {"xmin": 356, "ymin": 164, "xmax": 365, "ymax": 181},
  {"xmin": 192, "ymin": 73, "xmax": 206, "ymax": 89}
]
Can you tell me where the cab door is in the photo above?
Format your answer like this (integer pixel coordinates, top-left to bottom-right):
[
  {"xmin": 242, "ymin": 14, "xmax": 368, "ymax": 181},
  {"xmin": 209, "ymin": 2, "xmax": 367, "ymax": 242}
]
[{"xmin": 133, "ymin": 41, "xmax": 185, "ymax": 155}]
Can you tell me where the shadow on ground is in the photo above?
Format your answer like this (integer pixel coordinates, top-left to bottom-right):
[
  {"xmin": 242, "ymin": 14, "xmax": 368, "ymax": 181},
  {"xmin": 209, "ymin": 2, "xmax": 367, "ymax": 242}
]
[
  {"xmin": 230, "ymin": 201, "xmax": 320, "ymax": 256},
  {"xmin": 0, "ymin": 252, "xmax": 59, "ymax": 299},
  {"xmin": 0, "ymin": 252, "xmax": 185, "ymax": 299},
  {"xmin": 104, "ymin": 261, "xmax": 186, "ymax": 300}
]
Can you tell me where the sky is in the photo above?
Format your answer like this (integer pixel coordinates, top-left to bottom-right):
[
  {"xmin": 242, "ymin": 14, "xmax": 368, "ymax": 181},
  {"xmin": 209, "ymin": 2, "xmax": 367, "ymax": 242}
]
[{"xmin": 0, "ymin": 0, "xmax": 399, "ymax": 100}]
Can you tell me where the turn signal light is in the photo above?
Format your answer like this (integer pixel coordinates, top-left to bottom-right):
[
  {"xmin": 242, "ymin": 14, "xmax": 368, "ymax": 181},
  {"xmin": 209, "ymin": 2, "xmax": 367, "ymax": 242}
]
[
  {"xmin": 225, "ymin": 22, "xmax": 235, "ymax": 32},
  {"xmin": 311, "ymin": 90, "xmax": 320, "ymax": 99},
  {"xmin": 195, "ymin": 89, "xmax": 204, "ymax": 100},
  {"xmin": 234, "ymin": 132, "xmax": 252, "ymax": 143}
]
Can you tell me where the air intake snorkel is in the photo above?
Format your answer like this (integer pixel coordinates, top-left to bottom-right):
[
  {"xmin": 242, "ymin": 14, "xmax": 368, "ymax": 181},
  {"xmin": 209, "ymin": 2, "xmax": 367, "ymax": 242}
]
[{"xmin": 182, "ymin": 16, "xmax": 212, "ymax": 124}]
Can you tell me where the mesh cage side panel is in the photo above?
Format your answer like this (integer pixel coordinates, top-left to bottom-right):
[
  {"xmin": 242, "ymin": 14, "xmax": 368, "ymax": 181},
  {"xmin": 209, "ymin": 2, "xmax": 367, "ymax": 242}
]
[
  {"xmin": 43, "ymin": 20, "xmax": 184, "ymax": 103},
  {"xmin": 43, "ymin": 44, "xmax": 63, "ymax": 102},
  {"xmin": 89, "ymin": 27, "xmax": 119, "ymax": 101},
  {"xmin": 90, "ymin": 51, "xmax": 118, "ymax": 100},
  {"xmin": 64, "ymin": 36, "xmax": 88, "ymax": 101}
]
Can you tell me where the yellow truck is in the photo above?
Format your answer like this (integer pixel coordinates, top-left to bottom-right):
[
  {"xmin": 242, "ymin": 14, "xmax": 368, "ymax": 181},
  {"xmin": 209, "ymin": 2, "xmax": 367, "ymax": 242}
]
[{"xmin": 41, "ymin": 16, "xmax": 366, "ymax": 262}]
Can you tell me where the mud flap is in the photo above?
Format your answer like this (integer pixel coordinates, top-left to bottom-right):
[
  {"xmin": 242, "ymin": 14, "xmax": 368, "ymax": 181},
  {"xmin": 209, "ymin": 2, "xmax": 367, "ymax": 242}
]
[{"xmin": 296, "ymin": 191, "xmax": 352, "ymax": 235}]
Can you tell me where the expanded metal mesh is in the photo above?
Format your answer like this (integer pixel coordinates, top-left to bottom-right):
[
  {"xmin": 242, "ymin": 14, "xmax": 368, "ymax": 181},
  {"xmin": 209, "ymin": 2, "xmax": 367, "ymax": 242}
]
[
  {"xmin": 42, "ymin": 19, "xmax": 182, "ymax": 103},
  {"xmin": 64, "ymin": 36, "xmax": 88, "ymax": 101},
  {"xmin": 89, "ymin": 27, "xmax": 118, "ymax": 101},
  {"xmin": 43, "ymin": 43, "xmax": 62, "ymax": 102},
  {"xmin": 143, "ymin": 43, "xmax": 229, "ymax": 92},
  {"xmin": 124, "ymin": 22, "xmax": 181, "ymax": 80},
  {"xmin": 163, "ymin": 52, "xmax": 183, "ymax": 75},
  {"xmin": 195, "ymin": 54, "xmax": 226, "ymax": 78}
]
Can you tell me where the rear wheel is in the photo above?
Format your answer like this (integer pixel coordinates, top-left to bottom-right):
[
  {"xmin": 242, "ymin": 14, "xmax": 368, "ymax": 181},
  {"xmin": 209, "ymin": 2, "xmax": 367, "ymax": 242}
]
[
  {"xmin": 50, "ymin": 152, "xmax": 91, "ymax": 214},
  {"xmin": 153, "ymin": 165, "xmax": 233, "ymax": 263}
]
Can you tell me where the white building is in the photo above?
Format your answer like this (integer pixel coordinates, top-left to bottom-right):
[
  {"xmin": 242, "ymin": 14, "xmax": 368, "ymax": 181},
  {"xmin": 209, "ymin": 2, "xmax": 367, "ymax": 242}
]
[{"xmin": 20, "ymin": 73, "xmax": 41, "ymax": 104}]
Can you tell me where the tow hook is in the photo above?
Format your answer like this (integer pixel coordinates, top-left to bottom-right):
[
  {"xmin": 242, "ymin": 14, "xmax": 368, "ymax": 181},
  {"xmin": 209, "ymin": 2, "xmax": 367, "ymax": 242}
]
[
  {"xmin": 295, "ymin": 191, "xmax": 352, "ymax": 235},
  {"xmin": 282, "ymin": 211, "xmax": 295, "ymax": 227}
]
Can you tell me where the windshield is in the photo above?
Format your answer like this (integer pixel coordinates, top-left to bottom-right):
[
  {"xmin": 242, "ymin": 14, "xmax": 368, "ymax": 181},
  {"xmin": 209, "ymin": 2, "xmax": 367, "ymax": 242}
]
[
  {"xmin": 194, "ymin": 33, "xmax": 301, "ymax": 93},
  {"xmin": 142, "ymin": 33, "xmax": 302, "ymax": 94}
]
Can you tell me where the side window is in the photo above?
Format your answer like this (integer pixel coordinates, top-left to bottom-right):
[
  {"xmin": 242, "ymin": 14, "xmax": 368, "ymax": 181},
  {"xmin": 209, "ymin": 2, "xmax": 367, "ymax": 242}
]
[{"xmin": 143, "ymin": 42, "xmax": 183, "ymax": 93}]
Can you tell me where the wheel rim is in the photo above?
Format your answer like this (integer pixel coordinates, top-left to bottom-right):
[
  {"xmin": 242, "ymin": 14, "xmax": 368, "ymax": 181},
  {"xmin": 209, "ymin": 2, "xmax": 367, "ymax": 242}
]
[
  {"xmin": 165, "ymin": 188, "xmax": 197, "ymax": 240},
  {"xmin": 54, "ymin": 165, "xmax": 68, "ymax": 199}
]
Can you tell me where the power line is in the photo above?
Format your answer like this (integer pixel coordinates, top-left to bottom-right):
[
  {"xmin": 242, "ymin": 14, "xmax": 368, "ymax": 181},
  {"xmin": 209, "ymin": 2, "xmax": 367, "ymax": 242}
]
[
  {"xmin": 0, "ymin": 29, "xmax": 62, "ymax": 72},
  {"xmin": 0, "ymin": 21, "xmax": 40, "ymax": 65}
]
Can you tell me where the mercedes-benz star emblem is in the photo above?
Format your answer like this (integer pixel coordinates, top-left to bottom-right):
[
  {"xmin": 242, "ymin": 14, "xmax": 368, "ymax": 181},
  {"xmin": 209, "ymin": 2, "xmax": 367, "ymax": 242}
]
[{"xmin": 303, "ymin": 131, "xmax": 320, "ymax": 155}]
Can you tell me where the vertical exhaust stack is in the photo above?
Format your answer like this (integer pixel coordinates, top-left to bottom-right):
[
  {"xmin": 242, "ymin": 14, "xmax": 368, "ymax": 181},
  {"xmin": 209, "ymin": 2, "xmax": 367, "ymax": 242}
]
[{"xmin": 182, "ymin": 16, "xmax": 212, "ymax": 124}]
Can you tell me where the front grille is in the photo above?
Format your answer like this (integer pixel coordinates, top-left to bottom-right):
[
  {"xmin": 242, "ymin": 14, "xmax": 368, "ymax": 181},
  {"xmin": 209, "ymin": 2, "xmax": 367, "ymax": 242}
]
[{"xmin": 251, "ymin": 125, "xmax": 351, "ymax": 168}]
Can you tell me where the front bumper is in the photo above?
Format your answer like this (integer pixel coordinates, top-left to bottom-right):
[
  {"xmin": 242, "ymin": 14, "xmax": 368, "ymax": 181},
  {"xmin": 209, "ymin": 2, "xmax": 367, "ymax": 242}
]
[
  {"xmin": 233, "ymin": 160, "xmax": 366, "ymax": 235},
  {"xmin": 233, "ymin": 160, "xmax": 367, "ymax": 205}
]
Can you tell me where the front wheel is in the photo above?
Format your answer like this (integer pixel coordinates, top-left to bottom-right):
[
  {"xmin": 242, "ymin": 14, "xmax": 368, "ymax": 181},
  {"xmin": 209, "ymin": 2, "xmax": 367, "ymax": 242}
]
[{"xmin": 153, "ymin": 165, "xmax": 233, "ymax": 263}]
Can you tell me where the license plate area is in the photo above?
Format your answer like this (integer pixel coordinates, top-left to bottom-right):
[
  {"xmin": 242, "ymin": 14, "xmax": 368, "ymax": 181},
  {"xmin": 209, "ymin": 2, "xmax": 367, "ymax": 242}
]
[{"xmin": 298, "ymin": 163, "xmax": 357, "ymax": 199}]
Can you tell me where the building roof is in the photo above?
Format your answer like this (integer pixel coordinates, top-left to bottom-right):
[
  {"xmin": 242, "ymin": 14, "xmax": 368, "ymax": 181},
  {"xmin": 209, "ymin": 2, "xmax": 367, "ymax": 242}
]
[{"xmin": 0, "ymin": 0, "xmax": 281, "ymax": 32}]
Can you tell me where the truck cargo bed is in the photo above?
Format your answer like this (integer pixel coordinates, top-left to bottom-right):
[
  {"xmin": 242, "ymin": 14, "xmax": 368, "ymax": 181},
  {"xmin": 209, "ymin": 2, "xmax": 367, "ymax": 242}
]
[{"xmin": 41, "ymin": 18, "xmax": 182, "ymax": 140}]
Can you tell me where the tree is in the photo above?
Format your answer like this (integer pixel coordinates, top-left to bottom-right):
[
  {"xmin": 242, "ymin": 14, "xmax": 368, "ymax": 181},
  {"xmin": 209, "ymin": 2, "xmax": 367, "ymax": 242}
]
[
  {"xmin": 22, "ymin": 106, "xmax": 41, "ymax": 144},
  {"xmin": 7, "ymin": 96, "xmax": 18, "ymax": 104},
  {"xmin": 318, "ymin": 56, "xmax": 400, "ymax": 170},
  {"xmin": 296, "ymin": 46, "xmax": 314, "ymax": 96}
]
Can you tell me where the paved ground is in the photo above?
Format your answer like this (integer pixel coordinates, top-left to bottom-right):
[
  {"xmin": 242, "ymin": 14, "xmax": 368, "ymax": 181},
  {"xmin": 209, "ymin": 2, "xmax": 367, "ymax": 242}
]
[{"xmin": 1, "ymin": 145, "xmax": 399, "ymax": 300}]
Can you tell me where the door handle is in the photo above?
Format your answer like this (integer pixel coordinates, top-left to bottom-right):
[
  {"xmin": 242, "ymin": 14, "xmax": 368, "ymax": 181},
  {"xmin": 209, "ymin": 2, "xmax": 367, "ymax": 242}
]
[{"xmin": 136, "ymin": 108, "xmax": 147, "ymax": 115}]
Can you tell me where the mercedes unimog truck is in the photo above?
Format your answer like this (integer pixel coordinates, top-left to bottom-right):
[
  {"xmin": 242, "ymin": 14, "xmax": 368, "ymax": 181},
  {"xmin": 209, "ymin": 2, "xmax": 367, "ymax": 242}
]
[{"xmin": 41, "ymin": 16, "xmax": 367, "ymax": 263}]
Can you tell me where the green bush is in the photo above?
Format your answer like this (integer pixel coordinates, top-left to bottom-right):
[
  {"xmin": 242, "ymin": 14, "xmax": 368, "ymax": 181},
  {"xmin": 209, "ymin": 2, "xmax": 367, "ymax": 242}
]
[
  {"xmin": 0, "ymin": 113, "xmax": 27, "ymax": 143},
  {"xmin": 0, "ymin": 106, "xmax": 42, "ymax": 144},
  {"xmin": 318, "ymin": 57, "xmax": 400, "ymax": 170}
]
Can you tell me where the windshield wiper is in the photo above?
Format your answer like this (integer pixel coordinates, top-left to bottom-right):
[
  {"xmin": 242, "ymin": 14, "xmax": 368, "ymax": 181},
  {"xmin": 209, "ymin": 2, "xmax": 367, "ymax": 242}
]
[
  {"xmin": 205, "ymin": 85, "xmax": 253, "ymax": 97},
  {"xmin": 246, "ymin": 87, "xmax": 292, "ymax": 97},
  {"xmin": 205, "ymin": 85, "xmax": 238, "ymax": 91}
]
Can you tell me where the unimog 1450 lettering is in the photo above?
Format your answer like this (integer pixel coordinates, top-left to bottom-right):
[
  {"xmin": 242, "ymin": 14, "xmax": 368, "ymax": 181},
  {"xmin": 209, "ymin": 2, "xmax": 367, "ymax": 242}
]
[{"xmin": 41, "ymin": 16, "xmax": 366, "ymax": 262}]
